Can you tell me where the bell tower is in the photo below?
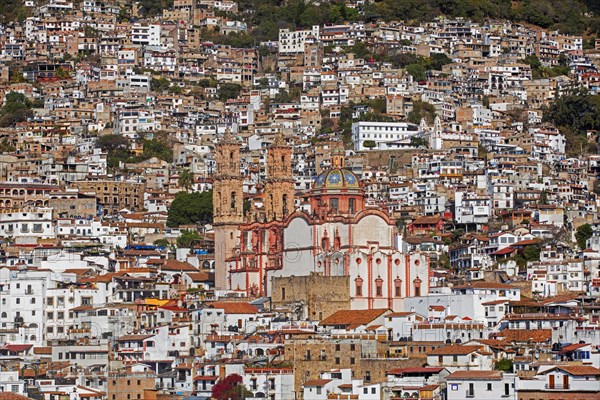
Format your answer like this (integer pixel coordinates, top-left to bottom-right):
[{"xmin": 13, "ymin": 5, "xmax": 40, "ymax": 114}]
[
  {"xmin": 213, "ymin": 128, "xmax": 244, "ymax": 289},
  {"xmin": 264, "ymin": 134, "xmax": 295, "ymax": 221}
]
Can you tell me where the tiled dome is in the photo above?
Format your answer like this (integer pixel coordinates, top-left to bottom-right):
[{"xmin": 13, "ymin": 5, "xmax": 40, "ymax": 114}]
[{"xmin": 313, "ymin": 168, "xmax": 360, "ymax": 190}]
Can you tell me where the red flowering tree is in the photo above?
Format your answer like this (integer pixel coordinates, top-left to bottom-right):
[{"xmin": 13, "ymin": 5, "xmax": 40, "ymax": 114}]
[{"xmin": 211, "ymin": 374, "xmax": 252, "ymax": 400}]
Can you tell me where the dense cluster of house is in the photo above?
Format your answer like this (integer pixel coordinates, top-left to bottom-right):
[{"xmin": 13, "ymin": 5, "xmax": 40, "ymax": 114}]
[{"xmin": 0, "ymin": 0, "xmax": 600, "ymax": 400}]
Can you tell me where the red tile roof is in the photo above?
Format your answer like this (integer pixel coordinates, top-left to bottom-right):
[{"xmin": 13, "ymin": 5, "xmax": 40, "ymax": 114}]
[
  {"xmin": 205, "ymin": 301, "xmax": 258, "ymax": 314},
  {"xmin": 428, "ymin": 345, "xmax": 482, "ymax": 356},
  {"xmin": 320, "ymin": 309, "xmax": 389, "ymax": 327},
  {"xmin": 304, "ymin": 379, "xmax": 332, "ymax": 387}
]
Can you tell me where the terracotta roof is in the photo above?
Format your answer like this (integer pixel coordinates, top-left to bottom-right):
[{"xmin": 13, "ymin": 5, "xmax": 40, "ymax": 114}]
[
  {"xmin": 559, "ymin": 343, "xmax": 589, "ymax": 353},
  {"xmin": 0, "ymin": 394, "xmax": 32, "ymax": 400},
  {"xmin": 33, "ymin": 347, "xmax": 52, "ymax": 355},
  {"xmin": 320, "ymin": 309, "xmax": 389, "ymax": 327},
  {"xmin": 160, "ymin": 259, "xmax": 199, "ymax": 272},
  {"xmin": 446, "ymin": 370, "xmax": 503, "ymax": 380},
  {"xmin": 387, "ymin": 312, "xmax": 416, "ymax": 317},
  {"xmin": 556, "ymin": 365, "xmax": 600, "ymax": 376},
  {"xmin": 116, "ymin": 334, "xmax": 154, "ymax": 342},
  {"xmin": 428, "ymin": 345, "xmax": 482, "ymax": 356},
  {"xmin": 304, "ymin": 379, "xmax": 332, "ymax": 387},
  {"xmin": 494, "ymin": 329, "xmax": 552, "ymax": 343},
  {"xmin": 205, "ymin": 301, "xmax": 258, "ymax": 314},
  {"xmin": 185, "ymin": 271, "xmax": 214, "ymax": 282}
]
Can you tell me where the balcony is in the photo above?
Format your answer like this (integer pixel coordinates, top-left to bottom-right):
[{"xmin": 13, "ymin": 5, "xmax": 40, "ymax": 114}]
[{"xmin": 545, "ymin": 384, "xmax": 568, "ymax": 390}]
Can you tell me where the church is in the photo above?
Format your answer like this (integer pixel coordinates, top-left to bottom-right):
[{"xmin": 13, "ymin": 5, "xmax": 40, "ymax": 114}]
[{"xmin": 213, "ymin": 131, "xmax": 430, "ymax": 310}]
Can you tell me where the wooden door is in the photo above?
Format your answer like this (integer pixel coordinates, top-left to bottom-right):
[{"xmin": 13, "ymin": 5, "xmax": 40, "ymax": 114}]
[
  {"xmin": 549, "ymin": 374, "xmax": 555, "ymax": 389},
  {"xmin": 563, "ymin": 374, "xmax": 569, "ymax": 389}
]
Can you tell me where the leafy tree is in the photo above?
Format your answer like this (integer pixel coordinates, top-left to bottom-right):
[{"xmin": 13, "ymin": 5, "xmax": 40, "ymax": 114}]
[
  {"xmin": 408, "ymin": 100, "xmax": 437, "ymax": 124},
  {"xmin": 138, "ymin": 138, "xmax": 173, "ymax": 163},
  {"xmin": 495, "ymin": 358, "xmax": 513, "ymax": 372},
  {"xmin": 212, "ymin": 374, "xmax": 252, "ymax": 400},
  {"xmin": 409, "ymin": 136, "xmax": 429, "ymax": 148},
  {"xmin": 575, "ymin": 223, "xmax": 593, "ymax": 249},
  {"xmin": 524, "ymin": 245, "xmax": 541, "ymax": 262},
  {"xmin": 176, "ymin": 230, "xmax": 202, "ymax": 248},
  {"xmin": 363, "ymin": 140, "xmax": 376, "ymax": 149},
  {"xmin": 178, "ymin": 169, "xmax": 194, "ymax": 192},
  {"xmin": 151, "ymin": 77, "xmax": 171, "ymax": 93},
  {"xmin": 55, "ymin": 67, "xmax": 71, "ymax": 80},
  {"xmin": 153, "ymin": 238, "xmax": 171, "ymax": 248},
  {"xmin": 97, "ymin": 134, "xmax": 131, "ymax": 168},
  {"xmin": 218, "ymin": 83, "xmax": 242, "ymax": 102},
  {"xmin": 0, "ymin": 92, "xmax": 33, "ymax": 127},
  {"xmin": 167, "ymin": 191, "xmax": 213, "ymax": 227},
  {"xmin": 405, "ymin": 63, "xmax": 426, "ymax": 82},
  {"xmin": 429, "ymin": 53, "xmax": 452, "ymax": 70}
]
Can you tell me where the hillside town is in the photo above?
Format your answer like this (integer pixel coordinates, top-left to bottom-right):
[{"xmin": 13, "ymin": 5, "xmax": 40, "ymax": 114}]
[{"xmin": 1, "ymin": 0, "xmax": 600, "ymax": 399}]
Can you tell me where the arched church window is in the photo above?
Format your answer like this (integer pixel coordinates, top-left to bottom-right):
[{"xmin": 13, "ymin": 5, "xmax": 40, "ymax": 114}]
[
  {"xmin": 355, "ymin": 277, "xmax": 363, "ymax": 297},
  {"xmin": 230, "ymin": 191, "xmax": 236, "ymax": 210},
  {"xmin": 394, "ymin": 278, "xmax": 402, "ymax": 297},
  {"xmin": 375, "ymin": 277, "xmax": 383, "ymax": 297},
  {"xmin": 282, "ymin": 194, "xmax": 288, "ymax": 216}
]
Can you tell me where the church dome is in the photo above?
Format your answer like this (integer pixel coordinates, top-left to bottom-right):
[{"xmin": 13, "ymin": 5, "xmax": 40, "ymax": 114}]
[{"xmin": 313, "ymin": 168, "xmax": 360, "ymax": 190}]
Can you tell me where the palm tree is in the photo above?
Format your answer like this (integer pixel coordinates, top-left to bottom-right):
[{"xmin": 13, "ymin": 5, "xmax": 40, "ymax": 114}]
[{"xmin": 178, "ymin": 169, "xmax": 194, "ymax": 192}]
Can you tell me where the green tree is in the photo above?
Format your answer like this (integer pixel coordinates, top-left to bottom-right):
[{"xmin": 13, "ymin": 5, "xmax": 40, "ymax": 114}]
[
  {"xmin": 55, "ymin": 67, "xmax": 71, "ymax": 80},
  {"xmin": 408, "ymin": 100, "xmax": 437, "ymax": 124},
  {"xmin": 409, "ymin": 136, "xmax": 429, "ymax": 148},
  {"xmin": 405, "ymin": 63, "xmax": 426, "ymax": 82},
  {"xmin": 575, "ymin": 223, "xmax": 593, "ymax": 249},
  {"xmin": 218, "ymin": 83, "xmax": 242, "ymax": 102},
  {"xmin": 543, "ymin": 89, "xmax": 600, "ymax": 134},
  {"xmin": 178, "ymin": 169, "xmax": 194, "ymax": 192},
  {"xmin": 363, "ymin": 140, "xmax": 376, "ymax": 149},
  {"xmin": 138, "ymin": 138, "xmax": 173, "ymax": 163},
  {"xmin": 151, "ymin": 77, "xmax": 171, "ymax": 93},
  {"xmin": 429, "ymin": 53, "xmax": 452, "ymax": 70},
  {"xmin": 176, "ymin": 229, "xmax": 202, "ymax": 248},
  {"xmin": 0, "ymin": 92, "xmax": 33, "ymax": 127},
  {"xmin": 167, "ymin": 191, "xmax": 213, "ymax": 227},
  {"xmin": 495, "ymin": 358, "xmax": 513, "ymax": 372},
  {"xmin": 524, "ymin": 245, "xmax": 541, "ymax": 262},
  {"xmin": 153, "ymin": 238, "xmax": 171, "ymax": 248}
]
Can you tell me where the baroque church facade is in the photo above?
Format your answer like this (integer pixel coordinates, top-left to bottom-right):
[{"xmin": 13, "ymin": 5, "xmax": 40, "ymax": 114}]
[{"xmin": 213, "ymin": 132, "xmax": 430, "ymax": 310}]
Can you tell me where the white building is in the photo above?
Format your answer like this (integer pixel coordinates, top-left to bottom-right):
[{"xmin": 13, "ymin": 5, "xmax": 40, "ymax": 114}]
[
  {"xmin": 446, "ymin": 370, "xmax": 516, "ymax": 400},
  {"xmin": 278, "ymin": 26, "xmax": 320, "ymax": 54},
  {"xmin": 131, "ymin": 24, "xmax": 161, "ymax": 47},
  {"xmin": 0, "ymin": 207, "xmax": 55, "ymax": 241},
  {"xmin": 352, "ymin": 121, "xmax": 421, "ymax": 151}
]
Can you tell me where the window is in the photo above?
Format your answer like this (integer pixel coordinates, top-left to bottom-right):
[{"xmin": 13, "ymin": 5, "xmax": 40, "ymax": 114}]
[
  {"xmin": 348, "ymin": 198, "xmax": 355, "ymax": 213},
  {"xmin": 394, "ymin": 279, "xmax": 402, "ymax": 297},
  {"xmin": 330, "ymin": 198, "xmax": 339, "ymax": 211},
  {"xmin": 375, "ymin": 278, "xmax": 383, "ymax": 297},
  {"xmin": 350, "ymin": 344, "xmax": 356, "ymax": 351},
  {"xmin": 487, "ymin": 383, "xmax": 492, "ymax": 391},
  {"xmin": 355, "ymin": 278, "xmax": 363, "ymax": 296},
  {"xmin": 350, "ymin": 357, "xmax": 355, "ymax": 364}
]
